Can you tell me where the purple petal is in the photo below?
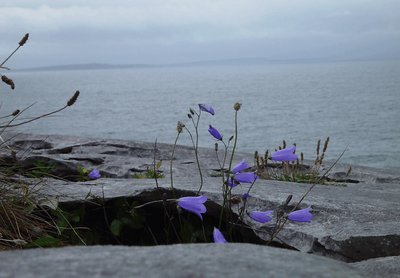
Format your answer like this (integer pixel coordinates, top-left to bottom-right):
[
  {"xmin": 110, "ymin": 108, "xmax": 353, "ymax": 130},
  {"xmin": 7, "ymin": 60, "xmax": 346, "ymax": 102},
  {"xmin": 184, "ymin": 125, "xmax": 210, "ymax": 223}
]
[
  {"xmin": 199, "ymin": 104, "xmax": 215, "ymax": 115},
  {"xmin": 178, "ymin": 195, "xmax": 207, "ymax": 204},
  {"xmin": 177, "ymin": 196, "xmax": 208, "ymax": 220},
  {"xmin": 213, "ymin": 227, "xmax": 227, "ymax": 244},
  {"xmin": 234, "ymin": 172, "xmax": 257, "ymax": 183},
  {"xmin": 249, "ymin": 210, "xmax": 273, "ymax": 223},
  {"xmin": 241, "ymin": 193, "xmax": 250, "ymax": 200},
  {"xmin": 231, "ymin": 159, "xmax": 250, "ymax": 174},
  {"xmin": 271, "ymin": 146, "xmax": 298, "ymax": 162},
  {"xmin": 88, "ymin": 169, "xmax": 101, "ymax": 179},
  {"xmin": 288, "ymin": 207, "xmax": 313, "ymax": 223},
  {"xmin": 226, "ymin": 177, "xmax": 239, "ymax": 188},
  {"xmin": 208, "ymin": 125, "xmax": 223, "ymax": 140}
]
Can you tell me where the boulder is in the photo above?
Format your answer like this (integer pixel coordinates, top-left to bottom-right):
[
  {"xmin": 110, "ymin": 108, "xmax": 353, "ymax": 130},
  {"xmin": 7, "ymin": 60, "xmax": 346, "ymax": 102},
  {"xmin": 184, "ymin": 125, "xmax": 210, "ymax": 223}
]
[
  {"xmin": 1, "ymin": 133, "xmax": 399, "ymax": 275},
  {"xmin": 0, "ymin": 244, "xmax": 363, "ymax": 278}
]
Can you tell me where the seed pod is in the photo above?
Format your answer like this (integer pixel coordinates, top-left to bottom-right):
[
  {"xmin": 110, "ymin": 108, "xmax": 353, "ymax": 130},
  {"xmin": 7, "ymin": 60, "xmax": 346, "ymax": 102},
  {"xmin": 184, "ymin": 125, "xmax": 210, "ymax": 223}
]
[
  {"xmin": 67, "ymin": 90, "xmax": 80, "ymax": 106},
  {"xmin": 233, "ymin": 102, "xmax": 241, "ymax": 111},
  {"xmin": 323, "ymin": 137, "xmax": 330, "ymax": 153},
  {"xmin": 12, "ymin": 109, "xmax": 20, "ymax": 116},
  {"xmin": 176, "ymin": 121, "xmax": 185, "ymax": 133},
  {"xmin": 316, "ymin": 139, "xmax": 321, "ymax": 156},
  {"xmin": 284, "ymin": 194, "xmax": 292, "ymax": 206},
  {"xmin": 1, "ymin": 75, "xmax": 15, "ymax": 89},
  {"xmin": 229, "ymin": 196, "xmax": 241, "ymax": 205},
  {"xmin": 19, "ymin": 33, "xmax": 29, "ymax": 46},
  {"xmin": 189, "ymin": 108, "xmax": 195, "ymax": 115},
  {"xmin": 346, "ymin": 166, "xmax": 352, "ymax": 177}
]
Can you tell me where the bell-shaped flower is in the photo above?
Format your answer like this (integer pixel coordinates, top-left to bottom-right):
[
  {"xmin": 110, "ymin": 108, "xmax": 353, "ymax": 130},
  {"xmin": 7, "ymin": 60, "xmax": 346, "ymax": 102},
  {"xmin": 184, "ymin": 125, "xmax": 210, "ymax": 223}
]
[
  {"xmin": 231, "ymin": 159, "xmax": 250, "ymax": 174},
  {"xmin": 233, "ymin": 172, "xmax": 258, "ymax": 184},
  {"xmin": 213, "ymin": 227, "xmax": 227, "ymax": 244},
  {"xmin": 271, "ymin": 146, "xmax": 298, "ymax": 162},
  {"xmin": 88, "ymin": 169, "xmax": 101, "ymax": 180},
  {"xmin": 177, "ymin": 196, "xmax": 207, "ymax": 220},
  {"xmin": 288, "ymin": 207, "xmax": 313, "ymax": 223},
  {"xmin": 249, "ymin": 210, "xmax": 273, "ymax": 223},
  {"xmin": 208, "ymin": 125, "xmax": 223, "ymax": 140},
  {"xmin": 199, "ymin": 104, "xmax": 215, "ymax": 115},
  {"xmin": 226, "ymin": 177, "xmax": 239, "ymax": 188}
]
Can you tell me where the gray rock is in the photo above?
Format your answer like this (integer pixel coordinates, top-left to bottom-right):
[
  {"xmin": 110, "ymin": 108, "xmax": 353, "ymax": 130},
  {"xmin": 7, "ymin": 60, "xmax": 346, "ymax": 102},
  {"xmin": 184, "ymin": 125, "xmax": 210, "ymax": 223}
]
[
  {"xmin": 350, "ymin": 256, "xmax": 400, "ymax": 278},
  {"xmin": 0, "ymin": 244, "xmax": 363, "ymax": 278},
  {"xmin": 1, "ymin": 133, "xmax": 400, "ymax": 271}
]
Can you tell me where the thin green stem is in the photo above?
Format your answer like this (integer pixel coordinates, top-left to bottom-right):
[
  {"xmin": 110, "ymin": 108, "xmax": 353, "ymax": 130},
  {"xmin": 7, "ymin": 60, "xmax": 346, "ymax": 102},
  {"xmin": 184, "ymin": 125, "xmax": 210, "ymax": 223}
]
[
  {"xmin": 184, "ymin": 126, "xmax": 204, "ymax": 195},
  {"xmin": 227, "ymin": 110, "xmax": 238, "ymax": 172},
  {"xmin": 169, "ymin": 133, "xmax": 180, "ymax": 192},
  {"xmin": 0, "ymin": 45, "xmax": 21, "ymax": 68}
]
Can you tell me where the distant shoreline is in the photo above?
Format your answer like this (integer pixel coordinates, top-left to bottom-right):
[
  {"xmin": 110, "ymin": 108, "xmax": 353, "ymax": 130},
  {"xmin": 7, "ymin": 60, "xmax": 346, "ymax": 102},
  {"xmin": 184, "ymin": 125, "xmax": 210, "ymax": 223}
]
[{"xmin": 14, "ymin": 57, "xmax": 400, "ymax": 72}]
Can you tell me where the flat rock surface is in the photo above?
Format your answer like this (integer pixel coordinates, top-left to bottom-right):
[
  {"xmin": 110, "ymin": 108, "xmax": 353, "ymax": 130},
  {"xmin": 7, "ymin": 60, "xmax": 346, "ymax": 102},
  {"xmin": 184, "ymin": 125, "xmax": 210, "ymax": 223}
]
[
  {"xmin": 1, "ymin": 133, "xmax": 399, "ymax": 275},
  {"xmin": 350, "ymin": 256, "xmax": 400, "ymax": 278},
  {"xmin": 0, "ymin": 244, "xmax": 363, "ymax": 278}
]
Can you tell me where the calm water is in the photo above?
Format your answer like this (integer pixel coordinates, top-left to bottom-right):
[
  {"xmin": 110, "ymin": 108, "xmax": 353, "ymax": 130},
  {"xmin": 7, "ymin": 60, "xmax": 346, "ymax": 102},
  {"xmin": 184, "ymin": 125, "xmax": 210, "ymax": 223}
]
[{"xmin": 1, "ymin": 60, "xmax": 400, "ymax": 169}]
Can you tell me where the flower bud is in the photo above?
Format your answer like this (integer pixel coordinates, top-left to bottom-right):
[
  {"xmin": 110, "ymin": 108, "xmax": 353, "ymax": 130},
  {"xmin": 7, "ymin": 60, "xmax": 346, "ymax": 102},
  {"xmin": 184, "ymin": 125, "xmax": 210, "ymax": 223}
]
[
  {"xmin": 233, "ymin": 102, "xmax": 241, "ymax": 111},
  {"xmin": 1, "ymin": 75, "xmax": 15, "ymax": 90},
  {"xmin": 19, "ymin": 33, "xmax": 29, "ymax": 46},
  {"xmin": 177, "ymin": 121, "xmax": 185, "ymax": 133},
  {"xmin": 67, "ymin": 90, "xmax": 80, "ymax": 106}
]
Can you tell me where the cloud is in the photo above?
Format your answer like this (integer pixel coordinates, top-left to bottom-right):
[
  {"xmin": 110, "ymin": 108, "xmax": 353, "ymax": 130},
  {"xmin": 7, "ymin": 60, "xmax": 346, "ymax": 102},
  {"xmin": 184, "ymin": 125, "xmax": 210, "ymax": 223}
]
[{"xmin": 1, "ymin": 0, "xmax": 399, "ymax": 66}]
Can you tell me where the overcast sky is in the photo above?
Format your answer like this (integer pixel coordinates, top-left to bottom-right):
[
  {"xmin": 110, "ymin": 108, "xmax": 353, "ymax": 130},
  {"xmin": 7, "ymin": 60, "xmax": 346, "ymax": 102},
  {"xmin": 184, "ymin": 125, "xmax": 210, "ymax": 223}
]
[{"xmin": 1, "ymin": 0, "xmax": 399, "ymax": 68}]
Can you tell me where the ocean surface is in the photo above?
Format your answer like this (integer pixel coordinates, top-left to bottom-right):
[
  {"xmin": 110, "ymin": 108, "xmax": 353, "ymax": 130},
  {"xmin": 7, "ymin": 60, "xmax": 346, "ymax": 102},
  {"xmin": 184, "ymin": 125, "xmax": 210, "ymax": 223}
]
[{"xmin": 1, "ymin": 60, "xmax": 399, "ymax": 170}]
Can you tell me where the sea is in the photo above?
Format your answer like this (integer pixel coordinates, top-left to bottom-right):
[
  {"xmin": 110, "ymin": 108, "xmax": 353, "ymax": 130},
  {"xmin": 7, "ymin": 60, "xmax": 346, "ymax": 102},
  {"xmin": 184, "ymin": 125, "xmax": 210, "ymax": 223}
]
[{"xmin": 1, "ymin": 60, "xmax": 399, "ymax": 170}]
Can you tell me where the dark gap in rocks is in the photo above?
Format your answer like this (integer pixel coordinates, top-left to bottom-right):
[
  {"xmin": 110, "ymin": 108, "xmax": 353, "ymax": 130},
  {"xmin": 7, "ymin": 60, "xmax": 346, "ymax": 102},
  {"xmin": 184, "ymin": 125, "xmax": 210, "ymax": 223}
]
[
  {"xmin": 129, "ymin": 167, "xmax": 147, "ymax": 173},
  {"xmin": 48, "ymin": 147, "xmax": 74, "ymax": 154},
  {"xmin": 325, "ymin": 177, "xmax": 359, "ymax": 183},
  {"xmin": 13, "ymin": 140, "xmax": 53, "ymax": 150},
  {"xmin": 181, "ymin": 161, "xmax": 194, "ymax": 165},
  {"xmin": 317, "ymin": 235, "xmax": 400, "ymax": 262},
  {"xmin": 37, "ymin": 188, "xmax": 296, "ymax": 250},
  {"xmin": 67, "ymin": 157, "xmax": 104, "ymax": 165}
]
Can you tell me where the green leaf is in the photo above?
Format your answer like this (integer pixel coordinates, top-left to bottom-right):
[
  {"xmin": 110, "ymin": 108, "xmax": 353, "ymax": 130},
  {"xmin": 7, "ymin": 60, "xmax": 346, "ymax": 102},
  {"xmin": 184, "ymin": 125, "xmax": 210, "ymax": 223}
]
[
  {"xmin": 29, "ymin": 235, "xmax": 61, "ymax": 248},
  {"xmin": 110, "ymin": 219, "xmax": 123, "ymax": 236}
]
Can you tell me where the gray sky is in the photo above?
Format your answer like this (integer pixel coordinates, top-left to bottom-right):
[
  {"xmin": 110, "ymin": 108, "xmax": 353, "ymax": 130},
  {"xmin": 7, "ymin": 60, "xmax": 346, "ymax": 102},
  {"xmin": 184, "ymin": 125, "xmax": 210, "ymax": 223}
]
[{"xmin": 1, "ymin": 0, "xmax": 399, "ymax": 68}]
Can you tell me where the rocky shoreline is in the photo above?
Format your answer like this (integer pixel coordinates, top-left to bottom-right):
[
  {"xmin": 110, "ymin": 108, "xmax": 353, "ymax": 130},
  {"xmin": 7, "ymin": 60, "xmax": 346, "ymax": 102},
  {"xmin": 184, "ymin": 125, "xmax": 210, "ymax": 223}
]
[{"xmin": 0, "ymin": 133, "xmax": 399, "ymax": 277}]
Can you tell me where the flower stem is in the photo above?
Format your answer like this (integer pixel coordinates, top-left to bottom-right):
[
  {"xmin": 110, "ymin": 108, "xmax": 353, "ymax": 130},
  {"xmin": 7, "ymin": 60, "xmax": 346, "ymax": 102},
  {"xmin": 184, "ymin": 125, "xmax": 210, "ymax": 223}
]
[
  {"xmin": 228, "ymin": 110, "xmax": 238, "ymax": 172},
  {"xmin": 170, "ymin": 133, "xmax": 180, "ymax": 192}
]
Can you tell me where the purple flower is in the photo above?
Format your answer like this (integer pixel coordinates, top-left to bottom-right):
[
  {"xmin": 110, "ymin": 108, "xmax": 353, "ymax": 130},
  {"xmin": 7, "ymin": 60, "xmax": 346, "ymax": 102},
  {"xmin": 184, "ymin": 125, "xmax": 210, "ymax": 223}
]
[
  {"xmin": 249, "ymin": 210, "xmax": 273, "ymax": 223},
  {"xmin": 242, "ymin": 193, "xmax": 250, "ymax": 200},
  {"xmin": 271, "ymin": 146, "xmax": 298, "ymax": 162},
  {"xmin": 231, "ymin": 159, "xmax": 250, "ymax": 174},
  {"xmin": 88, "ymin": 169, "xmax": 101, "ymax": 179},
  {"xmin": 177, "ymin": 196, "xmax": 207, "ymax": 220},
  {"xmin": 288, "ymin": 207, "xmax": 313, "ymax": 223},
  {"xmin": 213, "ymin": 227, "xmax": 227, "ymax": 244},
  {"xmin": 233, "ymin": 172, "xmax": 258, "ymax": 184},
  {"xmin": 208, "ymin": 125, "xmax": 223, "ymax": 140},
  {"xmin": 199, "ymin": 104, "xmax": 215, "ymax": 115},
  {"xmin": 226, "ymin": 177, "xmax": 239, "ymax": 188}
]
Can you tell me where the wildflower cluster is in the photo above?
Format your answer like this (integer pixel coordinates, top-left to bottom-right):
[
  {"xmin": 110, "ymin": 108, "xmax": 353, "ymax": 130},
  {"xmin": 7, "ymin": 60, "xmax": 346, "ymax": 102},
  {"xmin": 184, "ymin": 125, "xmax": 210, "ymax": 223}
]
[{"xmin": 171, "ymin": 103, "xmax": 314, "ymax": 244}]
